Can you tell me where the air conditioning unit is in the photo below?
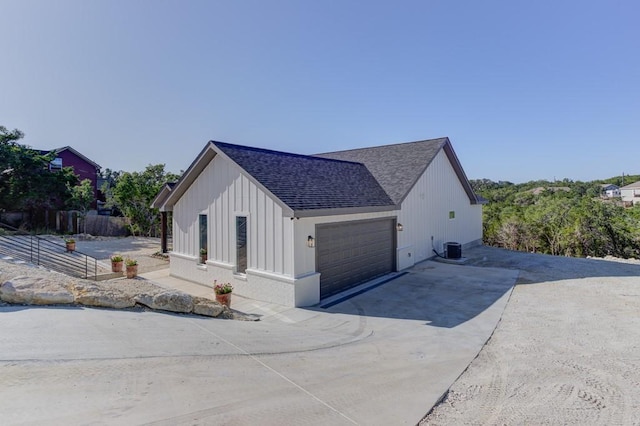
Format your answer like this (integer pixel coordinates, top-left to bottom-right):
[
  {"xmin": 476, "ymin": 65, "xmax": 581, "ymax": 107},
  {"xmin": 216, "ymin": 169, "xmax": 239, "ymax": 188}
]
[{"xmin": 444, "ymin": 242, "xmax": 461, "ymax": 259}]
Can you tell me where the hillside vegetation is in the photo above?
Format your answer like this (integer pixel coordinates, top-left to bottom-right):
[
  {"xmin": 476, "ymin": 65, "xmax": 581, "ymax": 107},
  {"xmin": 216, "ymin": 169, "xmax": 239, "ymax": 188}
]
[{"xmin": 471, "ymin": 176, "xmax": 640, "ymax": 259}]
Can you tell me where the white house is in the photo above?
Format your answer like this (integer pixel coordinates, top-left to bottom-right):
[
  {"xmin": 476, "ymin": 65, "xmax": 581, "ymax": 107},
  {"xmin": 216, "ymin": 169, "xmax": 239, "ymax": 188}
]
[
  {"xmin": 152, "ymin": 138, "xmax": 485, "ymax": 307},
  {"xmin": 621, "ymin": 180, "xmax": 640, "ymax": 206},
  {"xmin": 600, "ymin": 184, "xmax": 621, "ymax": 198}
]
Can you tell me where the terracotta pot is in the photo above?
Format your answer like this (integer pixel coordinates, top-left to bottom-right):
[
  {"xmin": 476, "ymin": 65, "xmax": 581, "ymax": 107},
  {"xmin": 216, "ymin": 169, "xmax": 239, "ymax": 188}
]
[
  {"xmin": 126, "ymin": 264, "xmax": 138, "ymax": 279},
  {"xmin": 200, "ymin": 255, "xmax": 207, "ymax": 264},
  {"xmin": 111, "ymin": 261, "xmax": 123, "ymax": 273},
  {"xmin": 65, "ymin": 242, "xmax": 76, "ymax": 252},
  {"xmin": 215, "ymin": 292, "xmax": 231, "ymax": 308}
]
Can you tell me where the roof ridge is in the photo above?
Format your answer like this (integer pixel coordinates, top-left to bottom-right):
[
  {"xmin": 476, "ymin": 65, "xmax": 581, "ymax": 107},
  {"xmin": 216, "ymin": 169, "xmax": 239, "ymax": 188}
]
[
  {"xmin": 315, "ymin": 137, "xmax": 448, "ymax": 156},
  {"xmin": 211, "ymin": 140, "xmax": 365, "ymax": 166}
]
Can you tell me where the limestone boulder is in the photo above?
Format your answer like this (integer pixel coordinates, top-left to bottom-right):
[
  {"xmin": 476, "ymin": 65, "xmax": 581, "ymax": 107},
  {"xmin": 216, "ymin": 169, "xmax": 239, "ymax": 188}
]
[
  {"xmin": 0, "ymin": 276, "xmax": 74, "ymax": 305},
  {"xmin": 192, "ymin": 296, "xmax": 225, "ymax": 317},
  {"xmin": 136, "ymin": 290, "xmax": 193, "ymax": 313},
  {"xmin": 67, "ymin": 282, "xmax": 136, "ymax": 309}
]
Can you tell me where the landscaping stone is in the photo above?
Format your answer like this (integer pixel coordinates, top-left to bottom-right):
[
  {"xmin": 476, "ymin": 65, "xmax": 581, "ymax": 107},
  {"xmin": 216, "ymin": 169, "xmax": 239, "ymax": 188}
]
[
  {"xmin": 192, "ymin": 296, "xmax": 225, "ymax": 317},
  {"xmin": 67, "ymin": 282, "xmax": 136, "ymax": 309},
  {"xmin": 1, "ymin": 260, "xmax": 234, "ymax": 319},
  {"xmin": 0, "ymin": 276, "xmax": 75, "ymax": 305},
  {"xmin": 147, "ymin": 291, "xmax": 193, "ymax": 313}
]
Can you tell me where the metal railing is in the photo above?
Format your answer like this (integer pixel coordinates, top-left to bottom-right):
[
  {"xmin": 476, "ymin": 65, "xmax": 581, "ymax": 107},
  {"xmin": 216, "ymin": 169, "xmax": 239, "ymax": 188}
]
[{"xmin": 0, "ymin": 222, "xmax": 98, "ymax": 280}]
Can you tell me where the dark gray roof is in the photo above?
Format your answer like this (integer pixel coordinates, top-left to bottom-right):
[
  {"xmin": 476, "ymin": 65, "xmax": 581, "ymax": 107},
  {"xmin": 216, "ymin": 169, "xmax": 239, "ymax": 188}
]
[
  {"xmin": 315, "ymin": 138, "xmax": 448, "ymax": 204},
  {"xmin": 316, "ymin": 138, "xmax": 482, "ymax": 205},
  {"xmin": 213, "ymin": 141, "xmax": 395, "ymax": 212}
]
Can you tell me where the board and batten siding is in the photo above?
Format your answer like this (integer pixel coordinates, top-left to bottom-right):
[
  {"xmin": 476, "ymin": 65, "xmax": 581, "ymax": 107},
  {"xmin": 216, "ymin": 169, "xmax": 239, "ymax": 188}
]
[
  {"xmin": 172, "ymin": 155, "xmax": 293, "ymax": 277},
  {"xmin": 397, "ymin": 150, "xmax": 482, "ymax": 268}
]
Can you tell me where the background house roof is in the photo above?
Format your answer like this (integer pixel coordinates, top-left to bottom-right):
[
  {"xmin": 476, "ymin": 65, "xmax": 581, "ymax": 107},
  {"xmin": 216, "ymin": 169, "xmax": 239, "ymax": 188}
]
[
  {"xmin": 620, "ymin": 180, "xmax": 640, "ymax": 189},
  {"xmin": 38, "ymin": 146, "xmax": 101, "ymax": 170},
  {"xmin": 315, "ymin": 138, "xmax": 482, "ymax": 205},
  {"xmin": 213, "ymin": 141, "xmax": 395, "ymax": 213}
]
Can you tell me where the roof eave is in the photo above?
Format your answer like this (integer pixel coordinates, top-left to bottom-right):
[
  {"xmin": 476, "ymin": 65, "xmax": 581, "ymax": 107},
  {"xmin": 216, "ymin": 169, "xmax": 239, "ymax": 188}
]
[
  {"xmin": 154, "ymin": 142, "xmax": 217, "ymax": 211},
  {"xmin": 441, "ymin": 139, "xmax": 484, "ymax": 205},
  {"xmin": 211, "ymin": 141, "xmax": 295, "ymax": 217},
  {"xmin": 54, "ymin": 146, "xmax": 101, "ymax": 170},
  {"xmin": 293, "ymin": 204, "xmax": 398, "ymax": 218},
  {"xmin": 150, "ymin": 183, "xmax": 174, "ymax": 211}
]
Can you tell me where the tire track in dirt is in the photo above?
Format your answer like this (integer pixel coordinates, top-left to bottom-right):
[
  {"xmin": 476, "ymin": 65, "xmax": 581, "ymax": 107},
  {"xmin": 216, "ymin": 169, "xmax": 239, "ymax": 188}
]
[{"xmin": 421, "ymin": 267, "xmax": 640, "ymax": 426}]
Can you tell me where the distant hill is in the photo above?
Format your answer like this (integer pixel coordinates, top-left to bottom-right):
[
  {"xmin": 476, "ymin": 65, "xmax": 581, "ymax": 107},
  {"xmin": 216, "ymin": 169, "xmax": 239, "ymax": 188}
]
[{"xmin": 469, "ymin": 176, "xmax": 640, "ymax": 260}]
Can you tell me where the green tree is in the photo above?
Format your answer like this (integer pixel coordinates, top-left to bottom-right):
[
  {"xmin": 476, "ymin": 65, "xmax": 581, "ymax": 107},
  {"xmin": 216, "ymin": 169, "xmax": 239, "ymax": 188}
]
[
  {"xmin": 68, "ymin": 179, "xmax": 95, "ymax": 235},
  {"xmin": 107, "ymin": 164, "xmax": 179, "ymax": 236},
  {"xmin": 0, "ymin": 126, "xmax": 77, "ymax": 227}
]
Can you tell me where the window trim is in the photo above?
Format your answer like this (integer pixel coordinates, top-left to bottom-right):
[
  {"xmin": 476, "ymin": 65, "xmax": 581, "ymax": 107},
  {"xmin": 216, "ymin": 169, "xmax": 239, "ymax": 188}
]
[
  {"xmin": 235, "ymin": 215, "xmax": 247, "ymax": 274},
  {"xmin": 199, "ymin": 214, "xmax": 207, "ymax": 264}
]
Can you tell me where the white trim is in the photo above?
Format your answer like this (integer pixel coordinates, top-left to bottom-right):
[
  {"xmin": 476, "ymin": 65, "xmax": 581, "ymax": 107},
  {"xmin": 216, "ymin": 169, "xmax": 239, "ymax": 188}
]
[
  {"xmin": 209, "ymin": 259, "xmax": 234, "ymax": 269},
  {"xmin": 246, "ymin": 268, "xmax": 297, "ymax": 284},
  {"xmin": 172, "ymin": 252, "xmax": 197, "ymax": 261}
]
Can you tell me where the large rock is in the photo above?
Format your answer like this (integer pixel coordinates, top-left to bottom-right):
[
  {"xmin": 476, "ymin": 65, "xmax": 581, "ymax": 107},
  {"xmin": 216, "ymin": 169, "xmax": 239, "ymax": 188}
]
[
  {"xmin": 0, "ymin": 276, "xmax": 74, "ymax": 305},
  {"xmin": 136, "ymin": 290, "xmax": 193, "ymax": 313},
  {"xmin": 67, "ymin": 282, "xmax": 136, "ymax": 309},
  {"xmin": 192, "ymin": 296, "xmax": 226, "ymax": 317}
]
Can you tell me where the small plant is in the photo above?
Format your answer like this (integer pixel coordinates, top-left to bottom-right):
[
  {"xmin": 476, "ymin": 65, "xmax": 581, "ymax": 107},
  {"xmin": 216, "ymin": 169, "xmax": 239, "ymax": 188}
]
[
  {"xmin": 63, "ymin": 237, "xmax": 75, "ymax": 244},
  {"xmin": 213, "ymin": 280, "xmax": 233, "ymax": 295},
  {"xmin": 125, "ymin": 258, "xmax": 138, "ymax": 267},
  {"xmin": 200, "ymin": 248, "xmax": 207, "ymax": 255},
  {"xmin": 111, "ymin": 254, "xmax": 124, "ymax": 262}
]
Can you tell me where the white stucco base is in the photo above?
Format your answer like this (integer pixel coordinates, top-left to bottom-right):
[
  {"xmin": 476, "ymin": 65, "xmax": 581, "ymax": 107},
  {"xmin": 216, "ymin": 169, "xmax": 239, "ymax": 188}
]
[
  {"xmin": 397, "ymin": 245, "xmax": 415, "ymax": 270},
  {"xmin": 169, "ymin": 253, "xmax": 320, "ymax": 307}
]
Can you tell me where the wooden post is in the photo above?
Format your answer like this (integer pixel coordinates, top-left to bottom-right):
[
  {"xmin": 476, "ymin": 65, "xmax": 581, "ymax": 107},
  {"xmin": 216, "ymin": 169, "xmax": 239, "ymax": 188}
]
[{"xmin": 161, "ymin": 211, "xmax": 168, "ymax": 253}]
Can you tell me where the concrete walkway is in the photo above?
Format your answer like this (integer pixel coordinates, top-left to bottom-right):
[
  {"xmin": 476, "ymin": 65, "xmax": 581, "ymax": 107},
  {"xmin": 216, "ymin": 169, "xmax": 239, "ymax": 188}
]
[{"xmin": 0, "ymin": 251, "xmax": 518, "ymax": 425}]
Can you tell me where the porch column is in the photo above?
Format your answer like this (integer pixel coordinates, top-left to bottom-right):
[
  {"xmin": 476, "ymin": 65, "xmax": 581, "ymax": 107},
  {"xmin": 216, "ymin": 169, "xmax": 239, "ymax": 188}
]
[{"xmin": 161, "ymin": 211, "xmax": 168, "ymax": 253}]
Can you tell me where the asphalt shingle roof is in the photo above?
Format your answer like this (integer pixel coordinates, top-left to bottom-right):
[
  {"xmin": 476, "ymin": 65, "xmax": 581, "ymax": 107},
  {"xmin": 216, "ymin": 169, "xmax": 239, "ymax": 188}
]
[
  {"xmin": 315, "ymin": 138, "xmax": 448, "ymax": 204},
  {"xmin": 213, "ymin": 141, "xmax": 395, "ymax": 212}
]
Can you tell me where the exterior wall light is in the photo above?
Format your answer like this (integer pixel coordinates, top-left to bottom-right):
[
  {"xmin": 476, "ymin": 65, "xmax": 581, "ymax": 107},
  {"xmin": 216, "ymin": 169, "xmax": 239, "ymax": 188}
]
[
  {"xmin": 307, "ymin": 235, "xmax": 315, "ymax": 248},
  {"xmin": 396, "ymin": 223, "xmax": 404, "ymax": 232}
]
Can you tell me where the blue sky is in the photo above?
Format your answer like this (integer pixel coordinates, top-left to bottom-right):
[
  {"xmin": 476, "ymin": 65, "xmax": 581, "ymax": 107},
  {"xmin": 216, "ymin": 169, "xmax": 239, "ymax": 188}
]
[{"xmin": 1, "ymin": 0, "xmax": 638, "ymax": 183}]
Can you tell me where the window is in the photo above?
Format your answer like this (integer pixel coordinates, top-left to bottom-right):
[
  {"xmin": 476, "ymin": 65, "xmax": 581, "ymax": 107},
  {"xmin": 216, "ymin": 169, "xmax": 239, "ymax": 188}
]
[
  {"xmin": 236, "ymin": 216, "xmax": 247, "ymax": 274},
  {"xmin": 50, "ymin": 157, "xmax": 63, "ymax": 171},
  {"xmin": 199, "ymin": 214, "xmax": 207, "ymax": 260},
  {"xmin": 449, "ymin": 211, "xmax": 455, "ymax": 220}
]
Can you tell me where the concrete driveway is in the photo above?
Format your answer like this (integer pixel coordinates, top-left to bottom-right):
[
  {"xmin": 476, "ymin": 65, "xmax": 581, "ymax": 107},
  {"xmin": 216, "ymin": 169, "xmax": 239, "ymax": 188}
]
[{"xmin": 0, "ymin": 253, "xmax": 518, "ymax": 425}]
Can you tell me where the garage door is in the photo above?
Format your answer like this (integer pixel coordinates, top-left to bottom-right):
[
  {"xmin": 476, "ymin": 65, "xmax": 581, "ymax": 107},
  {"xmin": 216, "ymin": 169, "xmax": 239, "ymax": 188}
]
[{"xmin": 317, "ymin": 218, "xmax": 396, "ymax": 298}]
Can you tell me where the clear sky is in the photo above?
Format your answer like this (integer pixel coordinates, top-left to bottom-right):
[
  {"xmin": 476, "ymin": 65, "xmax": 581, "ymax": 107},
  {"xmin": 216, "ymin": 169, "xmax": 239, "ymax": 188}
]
[{"xmin": 1, "ymin": 0, "xmax": 638, "ymax": 183}]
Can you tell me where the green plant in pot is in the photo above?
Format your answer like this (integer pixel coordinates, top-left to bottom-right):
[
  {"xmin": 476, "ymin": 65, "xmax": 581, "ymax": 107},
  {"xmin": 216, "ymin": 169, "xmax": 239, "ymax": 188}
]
[
  {"xmin": 64, "ymin": 237, "xmax": 76, "ymax": 252},
  {"xmin": 125, "ymin": 258, "xmax": 138, "ymax": 279},
  {"xmin": 200, "ymin": 248, "xmax": 207, "ymax": 264},
  {"xmin": 111, "ymin": 254, "xmax": 124, "ymax": 273}
]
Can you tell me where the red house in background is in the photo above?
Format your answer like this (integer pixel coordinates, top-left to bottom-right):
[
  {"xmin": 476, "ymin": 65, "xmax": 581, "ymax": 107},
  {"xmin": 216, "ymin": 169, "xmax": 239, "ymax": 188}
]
[{"xmin": 40, "ymin": 146, "xmax": 102, "ymax": 207}]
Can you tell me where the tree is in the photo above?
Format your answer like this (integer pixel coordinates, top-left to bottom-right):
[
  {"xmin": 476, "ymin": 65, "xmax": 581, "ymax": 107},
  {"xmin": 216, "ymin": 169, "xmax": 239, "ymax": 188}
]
[
  {"xmin": 68, "ymin": 179, "xmax": 94, "ymax": 235},
  {"xmin": 107, "ymin": 164, "xmax": 179, "ymax": 236},
  {"xmin": 0, "ymin": 125, "xmax": 77, "ymax": 227}
]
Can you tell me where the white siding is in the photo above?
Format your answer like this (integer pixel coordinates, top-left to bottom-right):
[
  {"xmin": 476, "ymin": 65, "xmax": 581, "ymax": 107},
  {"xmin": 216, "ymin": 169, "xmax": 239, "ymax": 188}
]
[
  {"xmin": 397, "ymin": 150, "xmax": 482, "ymax": 267},
  {"xmin": 172, "ymin": 155, "xmax": 293, "ymax": 276}
]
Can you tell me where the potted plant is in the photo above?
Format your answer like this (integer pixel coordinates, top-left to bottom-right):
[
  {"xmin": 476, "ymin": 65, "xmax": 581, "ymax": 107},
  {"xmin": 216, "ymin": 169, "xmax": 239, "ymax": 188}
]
[
  {"xmin": 213, "ymin": 280, "xmax": 233, "ymax": 308},
  {"xmin": 110, "ymin": 254, "xmax": 124, "ymax": 273},
  {"xmin": 200, "ymin": 248, "xmax": 207, "ymax": 264},
  {"xmin": 64, "ymin": 237, "xmax": 76, "ymax": 252},
  {"xmin": 125, "ymin": 258, "xmax": 138, "ymax": 279}
]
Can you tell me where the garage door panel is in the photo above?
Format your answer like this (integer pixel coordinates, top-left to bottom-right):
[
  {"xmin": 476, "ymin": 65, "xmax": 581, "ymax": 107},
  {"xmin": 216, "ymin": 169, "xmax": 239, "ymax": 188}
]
[{"xmin": 317, "ymin": 219, "xmax": 395, "ymax": 298}]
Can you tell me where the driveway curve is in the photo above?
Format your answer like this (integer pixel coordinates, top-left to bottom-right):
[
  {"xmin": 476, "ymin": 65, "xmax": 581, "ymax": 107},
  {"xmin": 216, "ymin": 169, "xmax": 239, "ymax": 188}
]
[{"xmin": 0, "ymin": 249, "xmax": 517, "ymax": 425}]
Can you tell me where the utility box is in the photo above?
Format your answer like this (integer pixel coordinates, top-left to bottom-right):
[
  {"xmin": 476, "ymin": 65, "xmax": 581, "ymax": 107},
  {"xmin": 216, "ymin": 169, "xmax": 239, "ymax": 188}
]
[{"xmin": 445, "ymin": 242, "xmax": 462, "ymax": 259}]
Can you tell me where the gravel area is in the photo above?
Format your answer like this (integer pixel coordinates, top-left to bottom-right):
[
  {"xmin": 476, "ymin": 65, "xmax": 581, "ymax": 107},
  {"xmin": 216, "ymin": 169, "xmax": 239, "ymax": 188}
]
[{"xmin": 421, "ymin": 246, "xmax": 640, "ymax": 425}]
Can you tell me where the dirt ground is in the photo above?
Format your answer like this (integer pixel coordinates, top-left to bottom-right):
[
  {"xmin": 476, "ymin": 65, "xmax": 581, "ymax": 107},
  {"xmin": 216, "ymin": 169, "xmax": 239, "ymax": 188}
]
[{"xmin": 421, "ymin": 246, "xmax": 640, "ymax": 425}]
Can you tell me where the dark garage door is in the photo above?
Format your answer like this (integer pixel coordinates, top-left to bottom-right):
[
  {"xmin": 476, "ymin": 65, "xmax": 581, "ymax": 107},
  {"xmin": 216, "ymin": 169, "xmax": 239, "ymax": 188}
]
[{"xmin": 317, "ymin": 218, "xmax": 396, "ymax": 298}]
